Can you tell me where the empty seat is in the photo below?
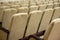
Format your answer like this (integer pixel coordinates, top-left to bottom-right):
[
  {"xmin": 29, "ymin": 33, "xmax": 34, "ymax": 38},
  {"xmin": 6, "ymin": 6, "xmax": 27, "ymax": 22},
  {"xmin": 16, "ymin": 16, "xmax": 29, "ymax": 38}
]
[
  {"xmin": 0, "ymin": 6, "xmax": 10, "ymax": 22},
  {"xmin": 21, "ymin": 4, "xmax": 28, "ymax": 7},
  {"xmin": 29, "ymin": 18, "xmax": 60, "ymax": 40},
  {"xmin": 2, "ymin": 8, "xmax": 17, "ymax": 31},
  {"xmin": 30, "ymin": 6, "xmax": 38, "ymax": 12},
  {"xmin": 17, "ymin": 7, "xmax": 28, "ymax": 13},
  {"xmin": 47, "ymin": 4, "xmax": 54, "ymax": 8},
  {"xmin": 44, "ymin": 18, "xmax": 60, "ymax": 40},
  {"xmin": 25, "ymin": 10, "xmax": 43, "ymax": 36},
  {"xmin": 39, "ymin": 8, "xmax": 54, "ymax": 32},
  {"xmin": 39, "ymin": 4, "xmax": 47, "ymax": 10},
  {"xmin": 10, "ymin": 5, "xmax": 20, "ymax": 8},
  {"xmin": 8, "ymin": 13, "xmax": 28, "ymax": 40},
  {"xmin": 52, "ymin": 7, "xmax": 60, "ymax": 20},
  {"xmin": 54, "ymin": 3, "xmax": 60, "ymax": 8}
]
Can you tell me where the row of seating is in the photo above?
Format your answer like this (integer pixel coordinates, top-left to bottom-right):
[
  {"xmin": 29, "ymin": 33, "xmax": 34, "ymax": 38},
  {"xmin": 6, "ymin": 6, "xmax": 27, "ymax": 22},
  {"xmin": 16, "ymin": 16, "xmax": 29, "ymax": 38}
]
[
  {"xmin": 0, "ymin": 0, "xmax": 60, "ymax": 40},
  {"xmin": 28, "ymin": 18, "xmax": 60, "ymax": 40}
]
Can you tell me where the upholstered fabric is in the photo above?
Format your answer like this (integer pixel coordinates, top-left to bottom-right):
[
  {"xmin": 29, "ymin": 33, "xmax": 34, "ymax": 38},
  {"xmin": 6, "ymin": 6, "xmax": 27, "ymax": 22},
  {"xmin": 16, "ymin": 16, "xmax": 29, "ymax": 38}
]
[
  {"xmin": 26, "ymin": 10, "xmax": 43, "ymax": 36},
  {"xmin": 0, "ymin": 6, "xmax": 10, "ymax": 22},
  {"xmin": 39, "ymin": 8, "xmax": 54, "ymax": 32},
  {"xmin": 8, "ymin": 13, "xmax": 28, "ymax": 40},
  {"xmin": 2, "ymin": 8, "xmax": 17, "ymax": 31},
  {"xmin": 17, "ymin": 7, "xmax": 28, "ymax": 13}
]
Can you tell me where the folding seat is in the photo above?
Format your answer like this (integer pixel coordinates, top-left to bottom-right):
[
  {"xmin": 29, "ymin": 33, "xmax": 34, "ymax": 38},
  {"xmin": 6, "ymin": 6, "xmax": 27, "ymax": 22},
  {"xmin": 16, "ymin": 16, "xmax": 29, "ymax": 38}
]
[
  {"xmin": 39, "ymin": 4, "xmax": 47, "ymax": 10},
  {"xmin": 25, "ymin": 10, "xmax": 43, "ymax": 37},
  {"xmin": 2, "ymin": 8, "xmax": 17, "ymax": 31},
  {"xmin": 43, "ymin": 18, "xmax": 60, "ymax": 40},
  {"xmin": 54, "ymin": 3, "xmax": 60, "ymax": 8},
  {"xmin": 30, "ymin": 3, "xmax": 36, "ymax": 6},
  {"xmin": 17, "ymin": 7, "xmax": 28, "ymax": 13},
  {"xmin": 10, "ymin": 5, "xmax": 20, "ymax": 9},
  {"xmin": 28, "ymin": 18, "xmax": 60, "ymax": 40},
  {"xmin": 38, "ymin": 8, "xmax": 54, "ymax": 32},
  {"xmin": 48, "ymin": 1, "xmax": 54, "ymax": 4},
  {"xmin": 47, "ymin": 4, "xmax": 54, "ymax": 8},
  {"xmin": 8, "ymin": 13, "xmax": 28, "ymax": 40},
  {"xmin": 0, "ymin": 6, "xmax": 10, "ymax": 22},
  {"xmin": 20, "ymin": 4, "xmax": 29, "ymax": 7},
  {"xmin": 30, "ymin": 6, "xmax": 38, "ymax": 12},
  {"xmin": 52, "ymin": 7, "xmax": 60, "ymax": 20}
]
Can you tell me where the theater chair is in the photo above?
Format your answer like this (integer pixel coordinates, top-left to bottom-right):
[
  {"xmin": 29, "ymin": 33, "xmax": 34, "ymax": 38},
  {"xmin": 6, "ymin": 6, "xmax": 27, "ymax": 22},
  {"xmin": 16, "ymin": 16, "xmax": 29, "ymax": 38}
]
[{"xmin": 28, "ymin": 18, "xmax": 60, "ymax": 40}]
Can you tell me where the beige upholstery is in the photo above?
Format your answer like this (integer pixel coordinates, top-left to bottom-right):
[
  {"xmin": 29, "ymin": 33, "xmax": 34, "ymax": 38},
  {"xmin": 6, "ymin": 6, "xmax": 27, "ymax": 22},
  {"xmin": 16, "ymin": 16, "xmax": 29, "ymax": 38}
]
[
  {"xmin": 47, "ymin": 4, "xmax": 54, "ymax": 8},
  {"xmin": 29, "ymin": 18, "xmax": 60, "ymax": 40},
  {"xmin": 25, "ymin": 10, "xmax": 43, "ymax": 36},
  {"xmin": 2, "ymin": 8, "xmax": 17, "ymax": 31},
  {"xmin": 47, "ymin": 18, "xmax": 60, "ymax": 40},
  {"xmin": 17, "ymin": 7, "xmax": 28, "ymax": 13},
  {"xmin": 8, "ymin": 13, "xmax": 28, "ymax": 40},
  {"xmin": 39, "ymin": 4, "xmax": 47, "ymax": 10},
  {"xmin": 10, "ymin": 5, "xmax": 20, "ymax": 8},
  {"xmin": 52, "ymin": 7, "xmax": 60, "ymax": 20},
  {"xmin": 0, "ymin": 30, "xmax": 7, "ymax": 40},
  {"xmin": 43, "ymin": 18, "xmax": 60, "ymax": 40},
  {"xmin": 39, "ymin": 8, "xmax": 54, "ymax": 32},
  {"xmin": 30, "ymin": 6, "xmax": 38, "ymax": 12},
  {"xmin": 0, "ymin": 6, "xmax": 10, "ymax": 22},
  {"xmin": 54, "ymin": 3, "xmax": 60, "ymax": 8}
]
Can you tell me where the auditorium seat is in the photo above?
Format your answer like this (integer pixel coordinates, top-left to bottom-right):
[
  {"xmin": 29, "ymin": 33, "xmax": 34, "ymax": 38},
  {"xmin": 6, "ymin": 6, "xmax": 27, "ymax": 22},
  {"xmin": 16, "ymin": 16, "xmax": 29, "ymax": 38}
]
[
  {"xmin": 39, "ymin": 4, "xmax": 47, "ymax": 10},
  {"xmin": 47, "ymin": 4, "xmax": 54, "ymax": 8},
  {"xmin": 28, "ymin": 18, "xmax": 60, "ymax": 40},
  {"xmin": 54, "ymin": 3, "xmax": 60, "ymax": 8},
  {"xmin": 8, "ymin": 13, "xmax": 28, "ymax": 40},
  {"xmin": 30, "ymin": 6, "xmax": 38, "ymax": 12},
  {"xmin": 17, "ymin": 7, "xmax": 28, "ymax": 13},
  {"xmin": 2, "ymin": 8, "xmax": 17, "ymax": 31},
  {"xmin": 25, "ymin": 10, "xmax": 43, "ymax": 37},
  {"xmin": 52, "ymin": 7, "xmax": 60, "ymax": 20},
  {"xmin": 0, "ymin": 6, "xmax": 10, "ymax": 22},
  {"xmin": 10, "ymin": 5, "xmax": 20, "ymax": 8},
  {"xmin": 39, "ymin": 8, "xmax": 54, "ymax": 32}
]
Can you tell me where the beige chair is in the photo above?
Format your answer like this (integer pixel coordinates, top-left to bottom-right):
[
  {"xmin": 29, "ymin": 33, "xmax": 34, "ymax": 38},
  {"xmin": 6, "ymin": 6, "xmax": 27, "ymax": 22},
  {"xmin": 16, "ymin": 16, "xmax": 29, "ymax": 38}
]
[
  {"xmin": 30, "ymin": 6, "xmax": 38, "ymax": 12},
  {"xmin": 17, "ymin": 7, "xmax": 28, "ymax": 13},
  {"xmin": 2, "ymin": 8, "xmax": 17, "ymax": 31},
  {"xmin": 39, "ymin": 8, "xmax": 54, "ymax": 32},
  {"xmin": 8, "ymin": 13, "xmax": 28, "ymax": 40},
  {"xmin": 10, "ymin": 5, "xmax": 20, "ymax": 9},
  {"xmin": 0, "ymin": 6, "xmax": 10, "ymax": 22},
  {"xmin": 39, "ymin": 4, "xmax": 47, "ymax": 10},
  {"xmin": 29, "ymin": 18, "xmax": 60, "ymax": 40},
  {"xmin": 52, "ymin": 7, "xmax": 60, "ymax": 20},
  {"xmin": 54, "ymin": 3, "xmax": 60, "ymax": 8},
  {"xmin": 47, "ymin": 4, "xmax": 54, "ymax": 8},
  {"xmin": 25, "ymin": 10, "xmax": 43, "ymax": 36},
  {"xmin": 44, "ymin": 18, "xmax": 60, "ymax": 40}
]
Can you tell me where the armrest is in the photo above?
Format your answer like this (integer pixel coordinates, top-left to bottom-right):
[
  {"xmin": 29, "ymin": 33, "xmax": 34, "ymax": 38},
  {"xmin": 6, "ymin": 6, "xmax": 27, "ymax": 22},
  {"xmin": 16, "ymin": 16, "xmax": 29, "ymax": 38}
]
[
  {"xmin": 35, "ymin": 30, "xmax": 45, "ymax": 37},
  {"xmin": 28, "ymin": 35, "xmax": 43, "ymax": 40},
  {"xmin": 0, "ymin": 27, "xmax": 9, "ymax": 34}
]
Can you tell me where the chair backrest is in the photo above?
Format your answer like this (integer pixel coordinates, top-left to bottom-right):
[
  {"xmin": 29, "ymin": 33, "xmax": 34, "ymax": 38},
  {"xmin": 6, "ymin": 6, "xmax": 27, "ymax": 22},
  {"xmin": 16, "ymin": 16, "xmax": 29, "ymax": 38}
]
[
  {"xmin": 8, "ymin": 13, "xmax": 28, "ymax": 40},
  {"xmin": 54, "ymin": 3, "xmax": 60, "ymax": 8},
  {"xmin": 25, "ymin": 10, "xmax": 43, "ymax": 36},
  {"xmin": 2, "ymin": 8, "xmax": 17, "ymax": 31},
  {"xmin": 39, "ymin": 4, "xmax": 47, "ymax": 10},
  {"xmin": 30, "ymin": 6, "xmax": 38, "ymax": 12},
  {"xmin": 17, "ymin": 7, "xmax": 28, "ymax": 13},
  {"xmin": 39, "ymin": 8, "xmax": 54, "ymax": 32},
  {"xmin": 0, "ymin": 6, "xmax": 10, "ymax": 22},
  {"xmin": 52, "ymin": 7, "xmax": 60, "ymax": 20},
  {"xmin": 47, "ymin": 4, "xmax": 54, "ymax": 8},
  {"xmin": 43, "ymin": 18, "xmax": 60, "ymax": 40},
  {"xmin": 10, "ymin": 5, "xmax": 20, "ymax": 8}
]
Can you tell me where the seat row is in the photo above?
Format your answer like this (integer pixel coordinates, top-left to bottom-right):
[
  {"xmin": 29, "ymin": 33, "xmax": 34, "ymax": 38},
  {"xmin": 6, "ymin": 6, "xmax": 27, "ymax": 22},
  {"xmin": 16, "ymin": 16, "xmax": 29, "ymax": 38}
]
[{"xmin": 0, "ymin": 7, "xmax": 60, "ymax": 40}]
